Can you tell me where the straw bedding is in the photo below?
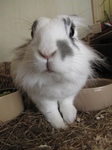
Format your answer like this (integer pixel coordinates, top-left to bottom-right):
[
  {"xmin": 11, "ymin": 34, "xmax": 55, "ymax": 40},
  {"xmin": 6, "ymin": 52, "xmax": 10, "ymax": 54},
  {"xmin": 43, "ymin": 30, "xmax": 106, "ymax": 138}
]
[
  {"xmin": 0, "ymin": 103, "xmax": 112, "ymax": 150},
  {"xmin": 0, "ymin": 62, "xmax": 112, "ymax": 150}
]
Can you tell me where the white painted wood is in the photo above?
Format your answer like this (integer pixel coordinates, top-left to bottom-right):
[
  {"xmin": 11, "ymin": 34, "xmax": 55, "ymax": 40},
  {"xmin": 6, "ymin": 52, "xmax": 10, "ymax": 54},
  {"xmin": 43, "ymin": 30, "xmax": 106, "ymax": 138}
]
[{"xmin": 92, "ymin": 0, "xmax": 102, "ymax": 23}]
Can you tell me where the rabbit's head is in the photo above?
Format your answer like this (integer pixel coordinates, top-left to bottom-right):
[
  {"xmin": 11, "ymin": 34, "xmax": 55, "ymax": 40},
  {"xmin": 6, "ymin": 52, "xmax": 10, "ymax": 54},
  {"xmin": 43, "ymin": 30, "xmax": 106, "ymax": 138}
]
[
  {"xmin": 11, "ymin": 15, "xmax": 101, "ymax": 91},
  {"xmin": 24, "ymin": 15, "xmax": 98, "ymax": 79}
]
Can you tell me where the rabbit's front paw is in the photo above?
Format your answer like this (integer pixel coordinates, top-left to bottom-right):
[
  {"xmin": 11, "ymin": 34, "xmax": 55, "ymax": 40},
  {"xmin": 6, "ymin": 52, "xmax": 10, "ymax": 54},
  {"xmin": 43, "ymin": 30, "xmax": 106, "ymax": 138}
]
[
  {"xmin": 47, "ymin": 114, "xmax": 67, "ymax": 129},
  {"xmin": 60, "ymin": 103, "xmax": 77, "ymax": 124},
  {"xmin": 38, "ymin": 100, "xmax": 67, "ymax": 129}
]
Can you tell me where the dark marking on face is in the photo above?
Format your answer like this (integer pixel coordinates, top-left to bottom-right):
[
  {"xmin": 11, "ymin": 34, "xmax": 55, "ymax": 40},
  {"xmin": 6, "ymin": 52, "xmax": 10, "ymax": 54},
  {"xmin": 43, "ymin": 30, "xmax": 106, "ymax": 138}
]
[
  {"xmin": 72, "ymin": 40, "xmax": 79, "ymax": 50},
  {"xmin": 62, "ymin": 17, "xmax": 79, "ymax": 50},
  {"xmin": 31, "ymin": 20, "xmax": 38, "ymax": 38},
  {"xmin": 57, "ymin": 40, "xmax": 74, "ymax": 60},
  {"xmin": 63, "ymin": 17, "xmax": 71, "ymax": 34},
  {"xmin": 63, "ymin": 17, "xmax": 71, "ymax": 26},
  {"xmin": 63, "ymin": 17, "xmax": 71, "ymax": 33}
]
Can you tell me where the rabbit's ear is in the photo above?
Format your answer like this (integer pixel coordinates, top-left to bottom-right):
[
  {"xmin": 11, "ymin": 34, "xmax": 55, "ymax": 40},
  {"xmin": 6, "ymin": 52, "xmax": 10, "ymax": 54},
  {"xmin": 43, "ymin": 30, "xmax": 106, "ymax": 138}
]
[{"xmin": 31, "ymin": 20, "xmax": 38, "ymax": 38}]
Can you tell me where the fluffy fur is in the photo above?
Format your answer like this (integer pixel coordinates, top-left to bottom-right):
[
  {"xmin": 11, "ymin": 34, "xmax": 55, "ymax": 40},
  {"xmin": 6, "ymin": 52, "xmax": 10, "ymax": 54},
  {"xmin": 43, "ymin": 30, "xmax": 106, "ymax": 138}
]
[{"xmin": 11, "ymin": 15, "xmax": 101, "ymax": 128}]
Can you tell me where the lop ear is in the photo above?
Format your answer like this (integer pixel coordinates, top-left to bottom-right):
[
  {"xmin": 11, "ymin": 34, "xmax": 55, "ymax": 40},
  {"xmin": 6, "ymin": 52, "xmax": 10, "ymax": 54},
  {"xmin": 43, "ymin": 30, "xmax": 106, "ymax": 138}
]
[{"xmin": 31, "ymin": 20, "xmax": 38, "ymax": 38}]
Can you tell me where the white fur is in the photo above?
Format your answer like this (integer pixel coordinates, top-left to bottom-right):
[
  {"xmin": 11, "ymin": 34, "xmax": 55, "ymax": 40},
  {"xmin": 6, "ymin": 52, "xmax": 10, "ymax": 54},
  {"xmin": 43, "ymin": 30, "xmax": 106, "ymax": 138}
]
[{"xmin": 11, "ymin": 15, "xmax": 100, "ymax": 128}]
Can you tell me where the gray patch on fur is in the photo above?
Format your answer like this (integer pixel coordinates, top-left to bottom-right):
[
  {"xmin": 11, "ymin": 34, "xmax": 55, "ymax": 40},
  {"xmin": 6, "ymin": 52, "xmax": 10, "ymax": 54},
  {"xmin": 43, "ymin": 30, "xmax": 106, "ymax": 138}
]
[
  {"xmin": 31, "ymin": 20, "xmax": 38, "ymax": 38},
  {"xmin": 63, "ymin": 17, "xmax": 71, "ymax": 35},
  {"xmin": 72, "ymin": 39, "xmax": 79, "ymax": 50},
  {"xmin": 57, "ymin": 40, "xmax": 74, "ymax": 60},
  {"xmin": 63, "ymin": 17, "xmax": 71, "ymax": 26},
  {"xmin": 62, "ymin": 17, "xmax": 79, "ymax": 50}
]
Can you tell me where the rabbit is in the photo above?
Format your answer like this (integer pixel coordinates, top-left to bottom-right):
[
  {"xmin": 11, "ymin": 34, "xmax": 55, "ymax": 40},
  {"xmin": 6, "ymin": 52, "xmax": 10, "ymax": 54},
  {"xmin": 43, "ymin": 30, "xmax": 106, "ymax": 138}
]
[{"xmin": 11, "ymin": 15, "xmax": 102, "ymax": 129}]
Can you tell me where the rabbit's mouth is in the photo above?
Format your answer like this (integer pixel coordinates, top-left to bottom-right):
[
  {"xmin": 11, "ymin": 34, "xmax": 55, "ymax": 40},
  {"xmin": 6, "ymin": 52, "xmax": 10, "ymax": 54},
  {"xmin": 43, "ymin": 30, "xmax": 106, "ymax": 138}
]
[
  {"xmin": 45, "ymin": 61, "xmax": 55, "ymax": 73},
  {"xmin": 44, "ymin": 65, "xmax": 57, "ymax": 74},
  {"xmin": 45, "ymin": 68, "xmax": 55, "ymax": 74}
]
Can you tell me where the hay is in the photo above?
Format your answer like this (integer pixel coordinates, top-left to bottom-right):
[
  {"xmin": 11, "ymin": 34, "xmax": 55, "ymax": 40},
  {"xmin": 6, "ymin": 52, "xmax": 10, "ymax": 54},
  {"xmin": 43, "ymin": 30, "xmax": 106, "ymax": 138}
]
[
  {"xmin": 0, "ymin": 99, "xmax": 112, "ymax": 150},
  {"xmin": 0, "ymin": 62, "xmax": 112, "ymax": 150}
]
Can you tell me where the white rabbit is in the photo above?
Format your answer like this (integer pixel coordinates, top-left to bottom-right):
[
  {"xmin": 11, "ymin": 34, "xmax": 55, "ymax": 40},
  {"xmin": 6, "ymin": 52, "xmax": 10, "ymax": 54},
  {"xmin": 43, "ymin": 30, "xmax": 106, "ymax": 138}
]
[{"xmin": 11, "ymin": 15, "xmax": 101, "ymax": 128}]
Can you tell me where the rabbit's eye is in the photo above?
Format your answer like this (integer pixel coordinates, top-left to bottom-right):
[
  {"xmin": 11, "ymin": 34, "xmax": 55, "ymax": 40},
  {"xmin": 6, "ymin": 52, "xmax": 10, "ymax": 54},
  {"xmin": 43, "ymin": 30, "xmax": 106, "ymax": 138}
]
[{"xmin": 69, "ymin": 24, "xmax": 75, "ymax": 39}]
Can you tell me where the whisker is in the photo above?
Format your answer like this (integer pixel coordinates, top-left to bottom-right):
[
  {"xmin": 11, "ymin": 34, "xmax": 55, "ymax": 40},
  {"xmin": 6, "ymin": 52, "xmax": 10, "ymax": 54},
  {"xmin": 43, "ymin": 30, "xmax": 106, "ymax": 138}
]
[
  {"xmin": 78, "ymin": 7, "xmax": 92, "ymax": 17},
  {"xmin": 13, "ymin": 18, "xmax": 32, "ymax": 26}
]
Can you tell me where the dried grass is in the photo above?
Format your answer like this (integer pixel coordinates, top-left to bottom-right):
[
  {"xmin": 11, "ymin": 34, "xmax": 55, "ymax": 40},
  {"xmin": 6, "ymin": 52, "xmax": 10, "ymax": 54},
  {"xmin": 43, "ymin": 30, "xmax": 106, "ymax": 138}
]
[
  {"xmin": 0, "ymin": 98, "xmax": 112, "ymax": 150},
  {"xmin": 0, "ymin": 62, "xmax": 112, "ymax": 150}
]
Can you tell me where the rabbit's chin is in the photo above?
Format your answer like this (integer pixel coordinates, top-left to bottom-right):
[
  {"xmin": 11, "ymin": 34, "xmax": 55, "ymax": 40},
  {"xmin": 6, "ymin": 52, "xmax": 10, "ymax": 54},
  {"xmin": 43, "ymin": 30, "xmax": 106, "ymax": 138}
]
[{"xmin": 43, "ymin": 69, "xmax": 56, "ymax": 74}]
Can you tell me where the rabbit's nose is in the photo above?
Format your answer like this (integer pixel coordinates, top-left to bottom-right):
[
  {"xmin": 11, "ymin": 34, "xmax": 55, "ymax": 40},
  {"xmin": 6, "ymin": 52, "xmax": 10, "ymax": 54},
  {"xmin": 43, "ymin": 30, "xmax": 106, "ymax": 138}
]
[{"xmin": 39, "ymin": 51, "xmax": 56, "ymax": 60}]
